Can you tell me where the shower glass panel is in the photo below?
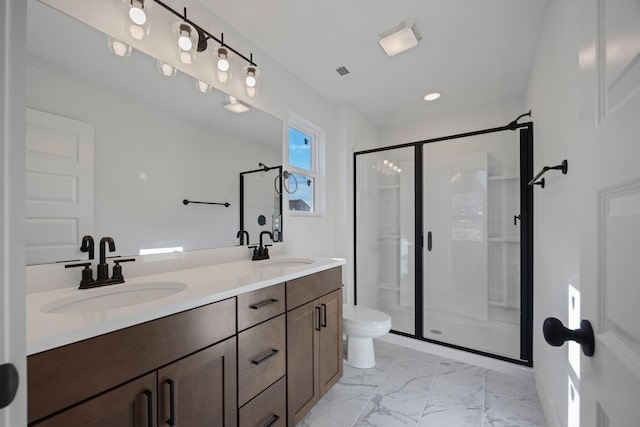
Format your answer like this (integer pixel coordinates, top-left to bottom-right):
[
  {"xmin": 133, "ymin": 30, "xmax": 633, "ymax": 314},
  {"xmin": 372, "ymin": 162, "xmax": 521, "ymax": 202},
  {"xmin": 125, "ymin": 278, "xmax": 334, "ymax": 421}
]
[
  {"xmin": 423, "ymin": 133, "xmax": 521, "ymax": 360},
  {"xmin": 355, "ymin": 147, "xmax": 415, "ymax": 335}
]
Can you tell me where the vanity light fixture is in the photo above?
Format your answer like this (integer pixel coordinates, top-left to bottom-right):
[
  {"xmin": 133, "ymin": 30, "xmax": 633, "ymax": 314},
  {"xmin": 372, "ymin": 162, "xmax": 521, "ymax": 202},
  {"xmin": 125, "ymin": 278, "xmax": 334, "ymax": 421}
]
[
  {"xmin": 195, "ymin": 79, "xmax": 212, "ymax": 93},
  {"xmin": 378, "ymin": 19, "xmax": 422, "ymax": 57},
  {"xmin": 224, "ymin": 95, "xmax": 250, "ymax": 113},
  {"xmin": 157, "ymin": 59, "xmax": 177, "ymax": 77},
  {"xmin": 122, "ymin": 1, "xmax": 259, "ymax": 93},
  {"xmin": 244, "ymin": 65, "xmax": 259, "ymax": 98},
  {"xmin": 107, "ymin": 37, "xmax": 132, "ymax": 57},
  {"xmin": 216, "ymin": 46, "xmax": 231, "ymax": 83},
  {"xmin": 125, "ymin": 0, "xmax": 152, "ymax": 40},
  {"xmin": 424, "ymin": 92, "xmax": 441, "ymax": 101}
]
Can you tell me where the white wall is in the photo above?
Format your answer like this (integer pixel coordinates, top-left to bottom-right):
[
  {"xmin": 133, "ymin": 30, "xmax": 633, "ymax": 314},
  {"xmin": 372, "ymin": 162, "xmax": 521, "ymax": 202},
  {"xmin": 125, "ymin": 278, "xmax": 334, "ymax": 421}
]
[
  {"xmin": 525, "ymin": 1, "xmax": 580, "ymax": 426},
  {"xmin": 332, "ymin": 101, "xmax": 379, "ymax": 302},
  {"xmin": 27, "ymin": 65, "xmax": 280, "ymax": 258}
]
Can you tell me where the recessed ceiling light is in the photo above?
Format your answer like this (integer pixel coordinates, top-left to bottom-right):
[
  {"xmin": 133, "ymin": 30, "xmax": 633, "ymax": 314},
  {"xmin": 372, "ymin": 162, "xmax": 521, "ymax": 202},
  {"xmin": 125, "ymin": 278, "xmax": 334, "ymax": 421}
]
[
  {"xmin": 424, "ymin": 92, "xmax": 441, "ymax": 101},
  {"xmin": 378, "ymin": 19, "xmax": 422, "ymax": 57}
]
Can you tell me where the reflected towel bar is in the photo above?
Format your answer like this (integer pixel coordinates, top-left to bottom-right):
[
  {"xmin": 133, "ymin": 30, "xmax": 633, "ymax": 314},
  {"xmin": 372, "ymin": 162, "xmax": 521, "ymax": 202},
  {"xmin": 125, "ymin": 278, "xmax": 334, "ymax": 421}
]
[
  {"xmin": 183, "ymin": 199, "xmax": 230, "ymax": 207},
  {"xmin": 528, "ymin": 160, "xmax": 568, "ymax": 188}
]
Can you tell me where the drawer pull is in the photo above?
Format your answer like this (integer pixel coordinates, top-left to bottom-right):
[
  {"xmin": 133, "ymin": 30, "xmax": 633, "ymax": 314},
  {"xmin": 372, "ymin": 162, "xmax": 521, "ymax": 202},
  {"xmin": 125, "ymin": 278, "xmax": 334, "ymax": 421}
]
[
  {"xmin": 264, "ymin": 414, "xmax": 281, "ymax": 427},
  {"xmin": 165, "ymin": 379, "xmax": 176, "ymax": 427},
  {"xmin": 250, "ymin": 298, "xmax": 278, "ymax": 310},
  {"xmin": 321, "ymin": 303, "xmax": 327, "ymax": 328},
  {"xmin": 143, "ymin": 389, "xmax": 153, "ymax": 427},
  {"xmin": 251, "ymin": 349, "xmax": 280, "ymax": 365},
  {"xmin": 315, "ymin": 306, "xmax": 322, "ymax": 331}
]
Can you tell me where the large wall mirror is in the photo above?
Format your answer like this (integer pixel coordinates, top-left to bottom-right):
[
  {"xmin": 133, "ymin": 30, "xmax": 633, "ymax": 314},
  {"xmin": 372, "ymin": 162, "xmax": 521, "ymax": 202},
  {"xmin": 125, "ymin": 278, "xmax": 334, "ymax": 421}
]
[{"xmin": 26, "ymin": 0, "xmax": 283, "ymax": 265}]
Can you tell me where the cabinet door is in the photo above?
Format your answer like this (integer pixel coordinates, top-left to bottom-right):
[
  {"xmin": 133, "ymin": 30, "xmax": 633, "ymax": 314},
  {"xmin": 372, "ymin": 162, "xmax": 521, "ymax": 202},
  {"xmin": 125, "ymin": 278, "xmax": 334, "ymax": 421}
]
[
  {"xmin": 287, "ymin": 300, "xmax": 320, "ymax": 426},
  {"xmin": 318, "ymin": 290, "xmax": 343, "ymax": 396},
  {"xmin": 33, "ymin": 372, "xmax": 156, "ymax": 427},
  {"xmin": 158, "ymin": 337, "xmax": 237, "ymax": 427}
]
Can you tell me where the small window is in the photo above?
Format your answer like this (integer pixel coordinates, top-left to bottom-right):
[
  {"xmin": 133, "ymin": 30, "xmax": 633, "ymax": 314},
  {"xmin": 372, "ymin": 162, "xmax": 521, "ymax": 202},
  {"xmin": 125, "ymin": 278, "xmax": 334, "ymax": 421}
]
[{"xmin": 287, "ymin": 114, "xmax": 322, "ymax": 215}]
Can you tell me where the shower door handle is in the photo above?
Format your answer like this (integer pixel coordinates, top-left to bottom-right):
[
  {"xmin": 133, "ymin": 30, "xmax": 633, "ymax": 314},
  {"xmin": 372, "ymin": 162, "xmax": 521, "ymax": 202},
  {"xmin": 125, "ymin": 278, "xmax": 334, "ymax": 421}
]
[{"xmin": 427, "ymin": 232, "xmax": 432, "ymax": 251}]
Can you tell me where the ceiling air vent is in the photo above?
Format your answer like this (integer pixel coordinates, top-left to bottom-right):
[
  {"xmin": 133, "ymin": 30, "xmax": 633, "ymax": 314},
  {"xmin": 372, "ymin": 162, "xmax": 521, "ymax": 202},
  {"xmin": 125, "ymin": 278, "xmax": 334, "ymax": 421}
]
[{"xmin": 335, "ymin": 66, "xmax": 350, "ymax": 76}]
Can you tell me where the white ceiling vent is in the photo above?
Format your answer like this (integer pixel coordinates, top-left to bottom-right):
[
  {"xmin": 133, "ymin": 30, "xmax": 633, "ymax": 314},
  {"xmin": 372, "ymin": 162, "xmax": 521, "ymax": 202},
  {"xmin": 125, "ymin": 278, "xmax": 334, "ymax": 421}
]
[{"xmin": 335, "ymin": 66, "xmax": 350, "ymax": 76}]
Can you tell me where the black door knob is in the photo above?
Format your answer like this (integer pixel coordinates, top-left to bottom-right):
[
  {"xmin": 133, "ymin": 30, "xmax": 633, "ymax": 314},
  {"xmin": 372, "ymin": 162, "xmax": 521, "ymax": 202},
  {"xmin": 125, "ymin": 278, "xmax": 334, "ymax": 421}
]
[
  {"xmin": 0, "ymin": 363, "xmax": 19, "ymax": 409},
  {"xmin": 543, "ymin": 317, "xmax": 595, "ymax": 357}
]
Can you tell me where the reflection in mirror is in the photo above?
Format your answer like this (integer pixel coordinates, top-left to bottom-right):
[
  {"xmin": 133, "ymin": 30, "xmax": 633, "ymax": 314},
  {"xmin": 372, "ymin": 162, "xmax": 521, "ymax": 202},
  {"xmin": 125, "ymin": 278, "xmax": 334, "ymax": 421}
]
[
  {"xmin": 25, "ymin": 0, "xmax": 283, "ymax": 265},
  {"xmin": 239, "ymin": 165, "xmax": 283, "ymax": 245}
]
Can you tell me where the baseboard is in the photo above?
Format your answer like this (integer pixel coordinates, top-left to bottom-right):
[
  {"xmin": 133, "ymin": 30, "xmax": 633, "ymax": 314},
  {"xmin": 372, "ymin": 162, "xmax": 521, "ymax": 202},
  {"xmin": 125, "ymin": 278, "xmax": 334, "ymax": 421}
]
[
  {"xmin": 376, "ymin": 333, "xmax": 534, "ymax": 379},
  {"xmin": 535, "ymin": 367, "xmax": 563, "ymax": 427}
]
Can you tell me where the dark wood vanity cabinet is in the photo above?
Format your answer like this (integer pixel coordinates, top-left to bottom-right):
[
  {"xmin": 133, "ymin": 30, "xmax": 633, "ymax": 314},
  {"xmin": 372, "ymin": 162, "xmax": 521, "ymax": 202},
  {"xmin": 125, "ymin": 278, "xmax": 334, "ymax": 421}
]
[
  {"xmin": 28, "ymin": 266, "xmax": 342, "ymax": 427},
  {"xmin": 286, "ymin": 268, "xmax": 343, "ymax": 426},
  {"xmin": 28, "ymin": 298, "xmax": 237, "ymax": 426}
]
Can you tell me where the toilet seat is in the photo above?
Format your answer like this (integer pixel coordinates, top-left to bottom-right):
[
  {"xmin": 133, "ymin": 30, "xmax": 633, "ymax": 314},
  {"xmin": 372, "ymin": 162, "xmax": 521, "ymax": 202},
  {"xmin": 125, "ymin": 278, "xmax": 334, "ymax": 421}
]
[{"xmin": 343, "ymin": 304, "xmax": 391, "ymax": 326}]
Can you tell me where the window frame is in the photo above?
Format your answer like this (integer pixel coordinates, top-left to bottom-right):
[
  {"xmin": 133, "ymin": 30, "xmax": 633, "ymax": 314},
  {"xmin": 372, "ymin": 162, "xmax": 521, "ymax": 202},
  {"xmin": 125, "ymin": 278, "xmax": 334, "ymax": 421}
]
[{"xmin": 287, "ymin": 113, "xmax": 324, "ymax": 217}]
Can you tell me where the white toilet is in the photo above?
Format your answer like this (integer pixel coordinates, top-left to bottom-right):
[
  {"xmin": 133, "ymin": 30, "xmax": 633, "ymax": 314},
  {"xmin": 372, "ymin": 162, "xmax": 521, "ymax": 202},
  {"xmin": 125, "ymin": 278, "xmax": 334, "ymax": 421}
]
[{"xmin": 343, "ymin": 304, "xmax": 392, "ymax": 369}]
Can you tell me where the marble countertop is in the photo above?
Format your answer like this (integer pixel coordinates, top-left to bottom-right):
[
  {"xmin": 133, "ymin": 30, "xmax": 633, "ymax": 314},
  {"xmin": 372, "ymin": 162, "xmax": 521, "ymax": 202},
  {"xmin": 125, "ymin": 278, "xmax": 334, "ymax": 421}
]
[{"xmin": 27, "ymin": 256, "xmax": 345, "ymax": 355}]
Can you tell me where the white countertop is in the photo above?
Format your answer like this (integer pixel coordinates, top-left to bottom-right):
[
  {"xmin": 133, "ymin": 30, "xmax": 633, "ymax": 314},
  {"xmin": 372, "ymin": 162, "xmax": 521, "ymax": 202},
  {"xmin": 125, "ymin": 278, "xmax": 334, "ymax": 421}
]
[{"xmin": 27, "ymin": 256, "xmax": 345, "ymax": 355}]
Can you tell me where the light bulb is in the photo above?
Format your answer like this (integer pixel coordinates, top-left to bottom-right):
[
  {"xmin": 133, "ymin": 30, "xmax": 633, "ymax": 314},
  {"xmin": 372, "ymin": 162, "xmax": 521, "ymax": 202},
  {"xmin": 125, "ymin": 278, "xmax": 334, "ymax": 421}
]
[
  {"xmin": 398, "ymin": 168, "xmax": 402, "ymax": 173},
  {"xmin": 129, "ymin": 0, "xmax": 146, "ymax": 25},
  {"xmin": 157, "ymin": 60, "xmax": 177, "ymax": 77},
  {"xmin": 107, "ymin": 37, "xmax": 132, "ymax": 57},
  {"xmin": 196, "ymin": 80, "xmax": 211, "ymax": 93},
  {"xmin": 383, "ymin": 160, "xmax": 389, "ymax": 165},
  {"xmin": 129, "ymin": 25, "xmax": 145, "ymax": 40},
  {"xmin": 389, "ymin": 162, "xmax": 394, "ymax": 168},
  {"xmin": 424, "ymin": 92, "xmax": 441, "ymax": 101},
  {"xmin": 179, "ymin": 30, "xmax": 193, "ymax": 51},
  {"xmin": 217, "ymin": 48, "xmax": 229, "ymax": 71}
]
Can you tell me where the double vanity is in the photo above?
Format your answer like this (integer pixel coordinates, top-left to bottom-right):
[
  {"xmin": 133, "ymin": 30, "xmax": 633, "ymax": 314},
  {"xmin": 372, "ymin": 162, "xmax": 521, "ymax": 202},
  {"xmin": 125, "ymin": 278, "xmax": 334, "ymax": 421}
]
[{"xmin": 26, "ymin": 256, "xmax": 345, "ymax": 426}]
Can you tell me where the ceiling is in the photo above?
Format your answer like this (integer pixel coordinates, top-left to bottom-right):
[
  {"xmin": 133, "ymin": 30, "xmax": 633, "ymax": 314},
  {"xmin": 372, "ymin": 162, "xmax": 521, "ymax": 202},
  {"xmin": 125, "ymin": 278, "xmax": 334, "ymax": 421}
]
[{"xmin": 202, "ymin": 0, "xmax": 550, "ymax": 125}]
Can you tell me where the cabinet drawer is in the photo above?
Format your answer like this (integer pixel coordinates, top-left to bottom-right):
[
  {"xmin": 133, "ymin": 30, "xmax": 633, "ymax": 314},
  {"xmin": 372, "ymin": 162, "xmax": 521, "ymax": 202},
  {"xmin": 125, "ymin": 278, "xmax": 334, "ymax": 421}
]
[
  {"xmin": 239, "ymin": 376, "xmax": 286, "ymax": 427},
  {"xmin": 238, "ymin": 314, "xmax": 286, "ymax": 406},
  {"xmin": 286, "ymin": 267, "xmax": 342, "ymax": 310},
  {"xmin": 237, "ymin": 283, "xmax": 285, "ymax": 331}
]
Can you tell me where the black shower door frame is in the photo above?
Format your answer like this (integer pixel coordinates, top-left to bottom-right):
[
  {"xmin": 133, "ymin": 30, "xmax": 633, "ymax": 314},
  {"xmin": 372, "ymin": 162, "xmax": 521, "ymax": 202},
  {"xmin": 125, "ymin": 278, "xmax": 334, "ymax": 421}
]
[{"xmin": 353, "ymin": 120, "xmax": 534, "ymax": 367}]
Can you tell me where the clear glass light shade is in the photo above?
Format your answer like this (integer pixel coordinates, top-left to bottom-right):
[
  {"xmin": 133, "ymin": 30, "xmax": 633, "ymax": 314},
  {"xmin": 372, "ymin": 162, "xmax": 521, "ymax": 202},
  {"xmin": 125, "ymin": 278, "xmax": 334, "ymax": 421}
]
[
  {"xmin": 157, "ymin": 60, "xmax": 177, "ymax": 77},
  {"xmin": 195, "ymin": 80, "xmax": 212, "ymax": 93},
  {"xmin": 124, "ymin": 0, "xmax": 151, "ymax": 40},
  {"xmin": 129, "ymin": 2, "xmax": 146, "ymax": 25},
  {"xmin": 107, "ymin": 37, "xmax": 132, "ymax": 57},
  {"xmin": 174, "ymin": 22, "xmax": 197, "ymax": 64},
  {"xmin": 243, "ymin": 66, "xmax": 259, "ymax": 98},
  {"xmin": 216, "ymin": 47, "xmax": 231, "ymax": 83}
]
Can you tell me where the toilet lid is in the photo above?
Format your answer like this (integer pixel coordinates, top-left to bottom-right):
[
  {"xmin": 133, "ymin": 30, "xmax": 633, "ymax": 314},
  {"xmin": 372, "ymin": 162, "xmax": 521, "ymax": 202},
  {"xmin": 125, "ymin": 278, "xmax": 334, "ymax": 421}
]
[{"xmin": 343, "ymin": 304, "xmax": 391, "ymax": 326}]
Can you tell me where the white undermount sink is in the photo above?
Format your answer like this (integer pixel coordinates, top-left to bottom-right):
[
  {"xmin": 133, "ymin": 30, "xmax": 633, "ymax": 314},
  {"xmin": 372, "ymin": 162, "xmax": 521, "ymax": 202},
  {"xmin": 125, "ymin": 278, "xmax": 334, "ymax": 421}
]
[
  {"xmin": 258, "ymin": 258, "xmax": 314, "ymax": 269},
  {"xmin": 41, "ymin": 281, "xmax": 187, "ymax": 314}
]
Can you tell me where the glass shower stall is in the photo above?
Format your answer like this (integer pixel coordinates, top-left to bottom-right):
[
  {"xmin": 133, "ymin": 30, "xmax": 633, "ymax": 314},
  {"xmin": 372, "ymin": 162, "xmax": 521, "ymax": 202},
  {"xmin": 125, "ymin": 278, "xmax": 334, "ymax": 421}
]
[{"xmin": 354, "ymin": 121, "xmax": 533, "ymax": 364}]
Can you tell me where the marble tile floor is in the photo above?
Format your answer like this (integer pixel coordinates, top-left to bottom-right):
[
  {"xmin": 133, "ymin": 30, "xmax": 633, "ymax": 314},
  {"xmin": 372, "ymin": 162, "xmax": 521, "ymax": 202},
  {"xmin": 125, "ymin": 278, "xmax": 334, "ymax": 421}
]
[{"xmin": 298, "ymin": 339, "xmax": 546, "ymax": 427}]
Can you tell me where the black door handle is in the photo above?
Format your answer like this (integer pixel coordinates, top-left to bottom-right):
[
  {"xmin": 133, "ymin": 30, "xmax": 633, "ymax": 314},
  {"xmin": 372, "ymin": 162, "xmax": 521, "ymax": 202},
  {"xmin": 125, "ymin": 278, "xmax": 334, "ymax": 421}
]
[
  {"xmin": 0, "ymin": 363, "xmax": 19, "ymax": 409},
  {"xmin": 143, "ymin": 389, "xmax": 153, "ymax": 427},
  {"xmin": 264, "ymin": 414, "xmax": 280, "ymax": 427},
  {"xmin": 543, "ymin": 317, "xmax": 595, "ymax": 357},
  {"xmin": 321, "ymin": 303, "xmax": 327, "ymax": 328},
  {"xmin": 514, "ymin": 214, "xmax": 521, "ymax": 226},
  {"xmin": 315, "ymin": 306, "xmax": 321, "ymax": 331},
  {"xmin": 427, "ymin": 231, "xmax": 432, "ymax": 251},
  {"xmin": 165, "ymin": 379, "xmax": 176, "ymax": 426}
]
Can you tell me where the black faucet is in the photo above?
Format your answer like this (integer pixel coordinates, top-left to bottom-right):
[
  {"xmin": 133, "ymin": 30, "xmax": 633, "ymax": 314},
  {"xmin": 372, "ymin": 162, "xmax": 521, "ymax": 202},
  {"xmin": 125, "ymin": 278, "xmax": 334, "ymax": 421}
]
[
  {"xmin": 250, "ymin": 231, "xmax": 273, "ymax": 261},
  {"xmin": 260, "ymin": 231, "xmax": 273, "ymax": 248},
  {"xmin": 80, "ymin": 235, "xmax": 94, "ymax": 260},
  {"xmin": 237, "ymin": 230, "xmax": 250, "ymax": 245},
  {"xmin": 97, "ymin": 237, "xmax": 116, "ymax": 282}
]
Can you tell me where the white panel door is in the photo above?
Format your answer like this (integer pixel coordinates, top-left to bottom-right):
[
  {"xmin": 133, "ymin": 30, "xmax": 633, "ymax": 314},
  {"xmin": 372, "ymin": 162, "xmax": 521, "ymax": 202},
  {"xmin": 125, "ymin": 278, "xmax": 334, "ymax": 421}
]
[
  {"xmin": 424, "ymin": 150, "xmax": 488, "ymax": 321},
  {"xmin": 25, "ymin": 108, "xmax": 94, "ymax": 265},
  {"xmin": 578, "ymin": 0, "xmax": 640, "ymax": 425}
]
